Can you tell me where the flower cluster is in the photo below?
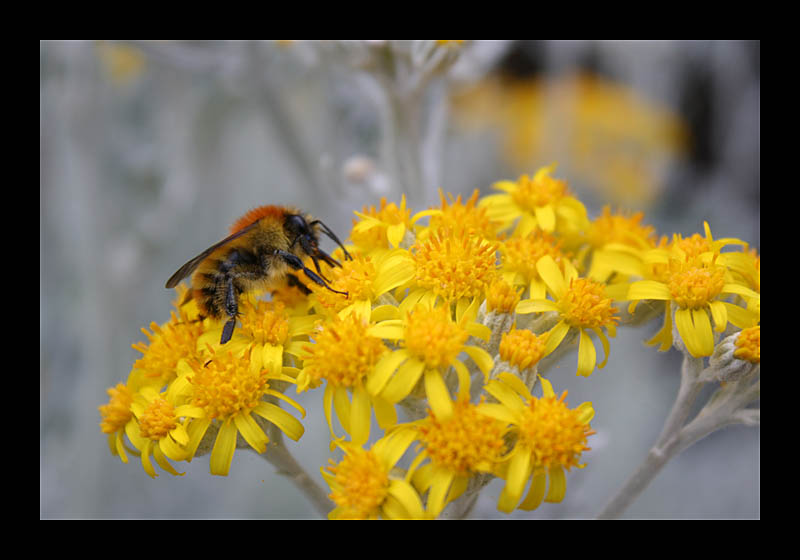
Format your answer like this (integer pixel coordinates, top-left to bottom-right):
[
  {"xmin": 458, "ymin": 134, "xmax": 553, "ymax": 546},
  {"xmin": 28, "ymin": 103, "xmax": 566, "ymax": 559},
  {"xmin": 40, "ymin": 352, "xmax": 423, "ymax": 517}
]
[{"xmin": 99, "ymin": 164, "xmax": 760, "ymax": 519}]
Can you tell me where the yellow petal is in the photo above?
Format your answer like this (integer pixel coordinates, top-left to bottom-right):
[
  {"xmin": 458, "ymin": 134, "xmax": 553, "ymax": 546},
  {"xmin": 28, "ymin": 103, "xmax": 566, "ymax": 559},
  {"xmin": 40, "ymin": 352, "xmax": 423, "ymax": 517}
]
[
  {"xmin": 463, "ymin": 345, "xmax": 494, "ymax": 376},
  {"xmin": 386, "ymin": 223, "xmax": 406, "ymax": 248},
  {"xmin": 516, "ymin": 298, "xmax": 560, "ymax": 314},
  {"xmin": 498, "ymin": 447, "xmax": 532, "ymax": 513},
  {"xmin": 386, "ymin": 479, "xmax": 426, "ymax": 520},
  {"xmin": 380, "ymin": 358, "xmax": 425, "ymax": 403},
  {"xmin": 576, "ymin": 329, "xmax": 597, "ymax": 377},
  {"xmin": 253, "ymin": 401, "xmax": 305, "ymax": 442},
  {"xmin": 536, "ymin": 255, "xmax": 567, "ymax": 299},
  {"xmin": 544, "ymin": 320, "xmax": 570, "ymax": 356},
  {"xmin": 534, "ymin": 204, "xmax": 556, "ymax": 232},
  {"xmin": 372, "ymin": 395, "xmax": 397, "ymax": 430},
  {"xmin": 424, "ymin": 369, "xmax": 454, "ymax": 420},
  {"xmin": 349, "ymin": 385, "xmax": 371, "ymax": 445},
  {"xmin": 627, "ymin": 280, "xmax": 672, "ymax": 301},
  {"xmin": 519, "ymin": 467, "xmax": 547, "ymax": 511},
  {"xmin": 233, "ymin": 411, "xmax": 269, "ymax": 454},
  {"xmin": 708, "ymin": 300, "xmax": 728, "ymax": 332},
  {"xmin": 209, "ymin": 419, "xmax": 238, "ymax": 476},
  {"xmin": 544, "ymin": 465, "xmax": 567, "ymax": 503},
  {"xmin": 366, "ymin": 348, "xmax": 410, "ymax": 396}
]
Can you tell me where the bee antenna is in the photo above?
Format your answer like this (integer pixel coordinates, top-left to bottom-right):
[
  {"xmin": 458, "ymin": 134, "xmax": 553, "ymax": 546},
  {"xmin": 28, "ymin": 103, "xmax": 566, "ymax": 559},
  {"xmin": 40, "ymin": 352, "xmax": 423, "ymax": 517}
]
[{"xmin": 311, "ymin": 220, "xmax": 352, "ymax": 260}]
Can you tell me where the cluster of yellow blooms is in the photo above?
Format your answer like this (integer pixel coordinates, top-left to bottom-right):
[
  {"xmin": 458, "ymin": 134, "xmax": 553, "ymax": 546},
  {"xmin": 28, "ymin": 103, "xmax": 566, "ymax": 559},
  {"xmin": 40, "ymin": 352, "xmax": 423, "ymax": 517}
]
[{"xmin": 99, "ymin": 164, "xmax": 760, "ymax": 519}]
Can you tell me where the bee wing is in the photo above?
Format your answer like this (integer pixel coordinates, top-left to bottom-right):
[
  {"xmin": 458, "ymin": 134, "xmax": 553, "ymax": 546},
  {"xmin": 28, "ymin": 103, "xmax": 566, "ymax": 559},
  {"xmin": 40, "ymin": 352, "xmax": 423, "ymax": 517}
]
[{"xmin": 165, "ymin": 223, "xmax": 258, "ymax": 288}]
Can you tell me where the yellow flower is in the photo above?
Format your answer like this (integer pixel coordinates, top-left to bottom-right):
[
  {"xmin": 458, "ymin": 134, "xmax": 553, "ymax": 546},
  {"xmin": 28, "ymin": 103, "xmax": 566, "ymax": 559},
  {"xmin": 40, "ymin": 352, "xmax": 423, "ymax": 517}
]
[
  {"xmin": 478, "ymin": 163, "xmax": 589, "ymax": 237},
  {"xmin": 734, "ymin": 324, "xmax": 760, "ymax": 364},
  {"xmin": 126, "ymin": 384, "xmax": 204, "ymax": 478},
  {"xmin": 306, "ymin": 250, "xmax": 414, "ymax": 321},
  {"xmin": 99, "ymin": 382, "xmax": 136, "ymax": 464},
  {"xmin": 517, "ymin": 255, "xmax": 619, "ymax": 376},
  {"xmin": 199, "ymin": 298, "xmax": 317, "ymax": 376},
  {"xmin": 407, "ymin": 225, "xmax": 499, "ymax": 311},
  {"xmin": 297, "ymin": 313, "xmax": 396, "ymax": 446},
  {"xmin": 397, "ymin": 396, "xmax": 508, "ymax": 517},
  {"xmin": 366, "ymin": 303, "xmax": 493, "ymax": 420},
  {"xmin": 413, "ymin": 189, "xmax": 499, "ymax": 241},
  {"xmin": 498, "ymin": 328, "xmax": 549, "ymax": 372},
  {"xmin": 479, "ymin": 373, "xmax": 595, "ymax": 513},
  {"xmin": 322, "ymin": 433, "xmax": 427, "ymax": 520},
  {"xmin": 584, "ymin": 206, "xmax": 657, "ymax": 282},
  {"xmin": 351, "ymin": 195, "xmax": 414, "ymax": 252},
  {"xmin": 628, "ymin": 252, "xmax": 759, "ymax": 358},
  {"xmin": 175, "ymin": 347, "xmax": 305, "ymax": 476},
  {"xmin": 500, "ymin": 229, "xmax": 568, "ymax": 300},
  {"xmin": 130, "ymin": 308, "xmax": 205, "ymax": 390},
  {"xmin": 485, "ymin": 277, "xmax": 523, "ymax": 315}
]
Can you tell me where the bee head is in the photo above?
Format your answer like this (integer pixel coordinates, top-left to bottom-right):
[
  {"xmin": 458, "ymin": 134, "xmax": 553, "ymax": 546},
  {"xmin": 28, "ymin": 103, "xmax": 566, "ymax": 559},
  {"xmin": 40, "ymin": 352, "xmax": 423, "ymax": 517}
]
[{"xmin": 285, "ymin": 213, "xmax": 352, "ymax": 272}]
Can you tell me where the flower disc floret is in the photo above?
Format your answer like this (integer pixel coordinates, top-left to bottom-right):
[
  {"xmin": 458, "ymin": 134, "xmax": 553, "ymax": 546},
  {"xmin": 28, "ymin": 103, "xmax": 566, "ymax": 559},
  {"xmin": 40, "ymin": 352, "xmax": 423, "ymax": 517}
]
[
  {"xmin": 734, "ymin": 325, "xmax": 760, "ymax": 364},
  {"xmin": 301, "ymin": 314, "xmax": 388, "ymax": 389},
  {"xmin": 137, "ymin": 396, "xmax": 179, "ymax": 440},
  {"xmin": 239, "ymin": 300, "xmax": 290, "ymax": 346},
  {"xmin": 404, "ymin": 305, "xmax": 468, "ymax": 369},
  {"xmin": 517, "ymin": 390, "xmax": 593, "ymax": 471},
  {"xmin": 667, "ymin": 262, "xmax": 726, "ymax": 310},
  {"xmin": 499, "ymin": 329, "xmax": 548, "ymax": 370},
  {"xmin": 561, "ymin": 277, "xmax": 619, "ymax": 329},
  {"xmin": 99, "ymin": 383, "xmax": 134, "ymax": 435},
  {"xmin": 418, "ymin": 399, "xmax": 506, "ymax": 476},
  {"xmin": 326, "ymin": 446, "xmax": 390, "ymax": 519},
  {"xmin": 411, "ymin": 226, "xmax": 499, "ymax": 302},
  {"xmin": 189, "ymin": 351, "xmax": 270, "ymax": 421}
]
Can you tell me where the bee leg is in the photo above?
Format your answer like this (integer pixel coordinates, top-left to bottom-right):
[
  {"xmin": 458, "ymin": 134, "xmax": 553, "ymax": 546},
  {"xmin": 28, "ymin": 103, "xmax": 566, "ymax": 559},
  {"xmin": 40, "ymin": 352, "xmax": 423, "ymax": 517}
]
[
  {"xmin": 277, "ymin": 250, "xmax": 349, "ymax": 297},
  {"xmin": 286, "ymin": 273, "xmax": 312, "ymax": 295},
  {"xmin": 220, "ymin": 278, "xmax": 239, "ymax": 345}
]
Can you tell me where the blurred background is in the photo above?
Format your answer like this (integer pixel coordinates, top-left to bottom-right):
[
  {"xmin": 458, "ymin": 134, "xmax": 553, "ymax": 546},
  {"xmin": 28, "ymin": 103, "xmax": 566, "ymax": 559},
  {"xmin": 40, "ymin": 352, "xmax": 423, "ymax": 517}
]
[{"xmin": 40, "ymin": 40, "xmax": 759, "ymax": 519}]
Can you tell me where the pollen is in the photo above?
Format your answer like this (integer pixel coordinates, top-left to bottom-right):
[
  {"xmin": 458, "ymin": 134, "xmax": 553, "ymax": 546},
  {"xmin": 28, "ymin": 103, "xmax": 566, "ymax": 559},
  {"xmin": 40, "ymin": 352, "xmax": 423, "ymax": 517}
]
[
  {"xmin": 734, "ymin": 325, "xmax": 760, "ymax": 364},
  {"xmin": 510, "ymin": 171, "xmax": 568, "ymax": 211},
  {"xmin": 517, "ymin": 390, "xmax": 594, "ymax": 471},
  {"xmin": 560, "ymin": 278, "xmax": 619, "ymax": 329},
  {"xmin": 132, "ymin": 311, "xmax": 204, "ymax": 384},
  {"xmin": 418, "ymin": 398, "xmax": 506, "ymax": 476},
  {"xmin": 499, "ymin": 329, "xmax": 548, "ymax": 370},
  {"xmin": 99, "ymin": 383, "xmax": 134, "ymax": 434},
  {"xmin": 486, "ymin": 277, "xmax": 523, "ymax": 314},
  {"xmin": 310, "ymin": 254, "xmax": 376, "ymax": 313},
  {"xmin": 302, "ymin": 314, "xmax": 388, "ymax": 388},
  {"xmin": 411, "ymin": 227, "xmax": 499, "ymax": 301},
  {"xmin": 188, "ymin": 348, "xmax": 270, "ymax": 421},
  {"xmin": 326, "ymin": 447, "xmax": 389, "ymax": 519},
  {"xmin": 137, "ymin": 397, "xmax": 178, "ymax": 440},
  {"xmin": 667, "ymin": 261, "xmax": 726, "ymax": 310},
  {"xmin": 502, "ymin": 231, "xmax": 565, "ymax": 284},
  {"xmin": 404, "ymin": 305, "xmax": 468, "ymax": 370},
  {"xmin": 239, "ymin": 299, "xmax": 290, "ymax": 346}
]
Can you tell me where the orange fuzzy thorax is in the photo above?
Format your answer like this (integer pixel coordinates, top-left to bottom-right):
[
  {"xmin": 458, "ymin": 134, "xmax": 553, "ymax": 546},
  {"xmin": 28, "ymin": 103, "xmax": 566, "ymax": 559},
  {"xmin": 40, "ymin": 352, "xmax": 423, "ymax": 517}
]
[{"xmin": 229, "ymin": 205, "xmax": 288, "ymax": 235}]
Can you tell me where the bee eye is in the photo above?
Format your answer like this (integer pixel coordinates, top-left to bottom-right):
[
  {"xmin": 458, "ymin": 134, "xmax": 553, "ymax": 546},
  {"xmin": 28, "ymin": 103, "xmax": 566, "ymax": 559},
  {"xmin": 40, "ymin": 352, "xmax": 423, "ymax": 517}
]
[{"xmin": 286, "ymin": 214, "xmax": 309, "ymax": 233}]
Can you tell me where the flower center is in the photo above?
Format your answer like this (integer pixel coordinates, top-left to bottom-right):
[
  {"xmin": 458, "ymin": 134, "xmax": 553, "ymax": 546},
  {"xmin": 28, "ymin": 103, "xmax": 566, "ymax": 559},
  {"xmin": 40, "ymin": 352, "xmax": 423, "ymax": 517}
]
[
  {"xmin": 351, "ymin": 197, "xmax": 411, "ymax": 250},
  {"xmin": 502, "ymin": 231, "xmax": 565, "ymax": 284},
  {"xmin": 499, "ymin": 329, "xmax": 548, "ymax": 370},
  {"xmin": 667, "ymin": 262, "xmax": 725, "ymax": 309},
  {"xmin": 510, "ymin": 172, "xmax": 568, "ymax": 211},
  {"xmin": 560, "ymin": 278, "xmax": 619, "ymax": 329},
  {"xmin": 327, "ymin": 447, "xmax": 389, "ymax": 519},
  {"xmin": 239, "ymin": 300, "xmax": 290, "ymax": 346},
  {"xmin": 734, "ymin": 325, "xmax": 760, "ymax": 364},
  {"xmin": 404, "ymin": 305, "xmax": 468, "ymax": 370},
  {"xmin": 485, "ymin": 277, "xmax": 522, "ymax": 314},
  {"xmin": 411, "ymin": 227, "xmax": 499, "ymax": 301},
  {"xmin": 418, "ymin": 399, "xmax": 506, "ymax": 476},
  {"xmin": 99, "ymin": 383, "xmax": 134, "ymax": 434},
  {"xmin": 189, "ymin": 349, "xmax": 269, "ymax": 421},
  {"xmin": 517, "ymin": 390, "xmax": 593, "ymax": 470},
  {"xmin": 302, "ymin": 314, "xmax": 387, "ymax": 388},
  {"xmin": 132, "ymin": 311, "xmax": 204, "ymax": 384},
  {"xmin": 138, "ymin": 397, "xmax": 178, "ymax": 440}
]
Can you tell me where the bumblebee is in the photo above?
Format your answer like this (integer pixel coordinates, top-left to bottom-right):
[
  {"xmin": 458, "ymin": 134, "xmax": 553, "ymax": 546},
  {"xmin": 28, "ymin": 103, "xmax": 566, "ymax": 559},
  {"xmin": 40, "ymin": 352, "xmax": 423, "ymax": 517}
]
[{"xmin": 166, "ymin": 205, "xmax": 351, "ymax": 344}]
